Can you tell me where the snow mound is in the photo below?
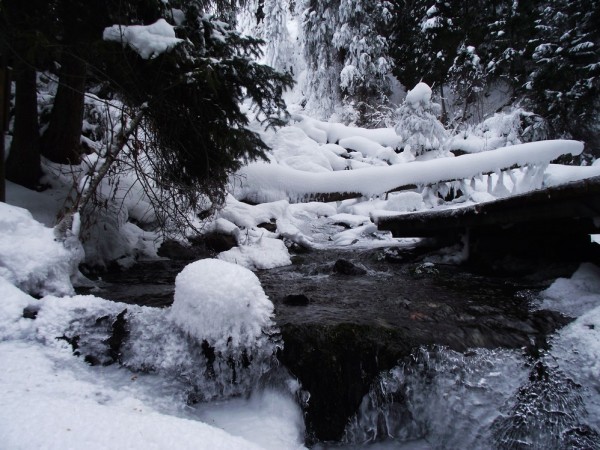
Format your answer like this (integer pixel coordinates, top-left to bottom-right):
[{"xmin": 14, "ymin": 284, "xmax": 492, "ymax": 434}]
[
  {"xmin": 541, "ymin": 263, "xmax": 600, "ymax": 317},
  {"xmin": 170, "ymin": 259, "xmax": 276, "ymax": 351},
  {"xmin": 218, "ymin": 236, "xmax": 291, "ymax": 270},
  {"xmin": 0, "ymin": 202, "xmax": 82, "ymax": 296},
  {"xmin": 103, "ymin": 19, "xmax": 183, "ymax": 59}
]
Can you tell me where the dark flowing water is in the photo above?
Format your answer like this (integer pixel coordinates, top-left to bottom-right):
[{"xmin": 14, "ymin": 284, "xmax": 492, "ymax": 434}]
[{"xmin": 92, "ymin": 248, "xmax": 572, "ymax": 352}]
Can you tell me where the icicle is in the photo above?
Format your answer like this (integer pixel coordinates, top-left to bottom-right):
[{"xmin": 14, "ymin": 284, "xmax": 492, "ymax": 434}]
[
  {"xmin": 487, "ymin": 174, "xmax": 493, "ymax": 193},
  {"xmin": 508, "ymin": 169, "xmax": 518, "ymax": 194}
]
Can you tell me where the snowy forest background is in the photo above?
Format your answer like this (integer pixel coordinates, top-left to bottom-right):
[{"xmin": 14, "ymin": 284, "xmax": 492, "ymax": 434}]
[{"xmin": 3, "ymin": 0, "xmax": 599, "ymax": 201}]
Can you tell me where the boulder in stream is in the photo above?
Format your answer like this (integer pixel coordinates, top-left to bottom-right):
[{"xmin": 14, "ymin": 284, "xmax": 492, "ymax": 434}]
[{"xmin": 333, "ymin": 259, "xmax": 367, "ymax": 276}]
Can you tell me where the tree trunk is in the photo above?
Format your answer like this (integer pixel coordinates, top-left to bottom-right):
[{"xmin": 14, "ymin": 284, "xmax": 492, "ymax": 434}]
[
  {"xmin": 41, "ymin": 49, "xmax": 86, "ymax": 165},
  {"xmin": 439, "ymin": 83, "xmax": 448, "ymax": 125},
  {"xmin": 0, "ymin": 55, "xmax": 11, "ymax": 201},
  {"xmin": 6, "ymin": 59, "xmax": 42, "ymax": 189}
]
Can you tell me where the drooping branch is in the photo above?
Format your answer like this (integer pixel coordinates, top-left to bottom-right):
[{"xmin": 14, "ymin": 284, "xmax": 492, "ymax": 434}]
[{"xmin": 59, "ymin": 106, "xmax": 146, "ymax": 227}]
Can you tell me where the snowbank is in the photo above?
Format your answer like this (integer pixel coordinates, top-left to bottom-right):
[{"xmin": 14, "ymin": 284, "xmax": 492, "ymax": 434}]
[
  {"xmin": 541, "ymin": 263, "xmax": 600, "ymax": 317},
  {"xmin": 0, "ymin": 277, "xmax": 302, "ymax": 450},
  {"xmin": 0, "ymin": 202, "xmax": 82, "ymax": 296},
  {"xmin": 544, "ymin": 163, "xmax": 600, "ymax": 187},
  {"xmin": 218, "ymin": 236, "xmax": 291, "ymax": 270},
  {"xmin": 170, "ymin": 259, "xmax": 276, "ymax": 351},
  {"xmin": 0, "ymin": 341, "xmax": 265, "ymax": 450},
  {"xmin": 103, "ymin": 19, "xmax": 183, "ymax": 59}
]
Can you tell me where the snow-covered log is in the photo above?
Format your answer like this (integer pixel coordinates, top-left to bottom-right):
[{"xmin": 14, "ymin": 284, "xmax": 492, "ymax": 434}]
[{"xmin": 233, "ymin": 140, "xmax": 584, "ymax": 204}]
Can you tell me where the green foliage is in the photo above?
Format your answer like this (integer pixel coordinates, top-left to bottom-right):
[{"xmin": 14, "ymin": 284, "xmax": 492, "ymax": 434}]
[{"xmin": 102, "ymin": 11, "xmax": 293, "ymax": 210}]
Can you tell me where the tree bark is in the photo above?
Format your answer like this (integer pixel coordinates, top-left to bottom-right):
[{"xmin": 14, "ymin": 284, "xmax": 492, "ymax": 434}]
[
  {"xmin": 41, "ymin": 49, "xmax": 86, "ymax": 165},
  {"xmin": 0, "ymin": 56, "xmax": 11, "ymax": 201},
  {"xmin": 6, "ymin": 59, "xmax": 42, "ymax": 189}
]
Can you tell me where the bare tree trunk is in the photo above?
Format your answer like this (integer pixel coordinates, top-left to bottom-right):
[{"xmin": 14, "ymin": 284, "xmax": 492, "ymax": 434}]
[
  {"xmin": 6, "ymin": 59, "xmax": 42, "ymax": 189},
  {"xmin": 439, "ymin": 83, "xmax": 448, "ymax": 125},
  {"xmin": 41, "ymin": 50, "xmax": 86, "ymax": 165},
  {"xmin": 0, "ymin": 55, "xmax": 11, "ymax": 201}
]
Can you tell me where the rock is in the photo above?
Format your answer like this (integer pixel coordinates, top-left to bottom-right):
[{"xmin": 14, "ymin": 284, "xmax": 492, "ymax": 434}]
[
  {"xmin": 257, "ymin": 221, "xmax": 277, "ymax": 233},
  {"xmin": 412, "ymin": 262, "xmax": 439, "ymax": 276},
  {"xmin": 105, "ymin": 309, "xmax": 128, "ymax": 364},
  {"xmin": 157, "ymin": 239, "xmax": 197, "ymax": 260},
  {"xmin": 278, "ymin": 323, "xmax": 413, "ymax": 443},
  {"xmin": 283, "ymin": 294, "xmax": 310, "ymax": 306},
  {"xmin": 189, "ymin": 232, "xmax": 237, "ymax": 254},
  {"xmin": 22, "ymin": 306, "xmax": 39, "ymax": 319},
  {"xmin": 333, "ymin": 259, "xmax": 367, "ymax": 276}
]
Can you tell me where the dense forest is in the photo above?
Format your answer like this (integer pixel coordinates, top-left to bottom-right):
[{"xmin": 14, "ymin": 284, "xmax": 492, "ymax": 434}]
[{"xmin": 0, "ymin": 0, "xmax": 599, "ymax": 224}]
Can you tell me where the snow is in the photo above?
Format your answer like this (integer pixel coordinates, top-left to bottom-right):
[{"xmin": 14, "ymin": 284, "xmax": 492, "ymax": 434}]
[
  {"xmin": 219, "ymin": 236, "xmax": 292, "ymax": 270},
  {"xmin": 0, "ymin": 202, "xmax": 82, "ymax": 296},
  {"xmin": 0, "ymin": 342, "xmax": 265, "ymax": 450},
  {"xmin": 0, "ymin": 276, "xmax": 306, "ymax": 450},
  {"xmin": 4, "ymin": 34, "xmax": 600, "ymax": 448},
  {"xmin": 405, "ymin": 82, "xmax": 433, "ymax": 108},
  {"xmin": 540, "ymin": 263, "xmax": 600, "ymax": 317},
  {"xmin": 544, "ymin": 163, "xmax": 600, "ymax": 187},
  {"xmin": 540, "ymin": 263, "xmax": 600, "ymax": 429},
  {"xmin": 103, "ymin": 19, "xmax": 183, "ymax": 60},
  {"xmin": 170, "ymin": 259, "xmax": 275, "ymax": 351},
  {"xmin": 233, "ymin": 140, "xmax": 584, "ymax": 203}
]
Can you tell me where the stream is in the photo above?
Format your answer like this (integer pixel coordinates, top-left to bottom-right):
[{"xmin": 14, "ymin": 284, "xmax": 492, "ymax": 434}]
[{"xmin": 83, "ymin": 246, "xmax": 600, "ymax": 449}]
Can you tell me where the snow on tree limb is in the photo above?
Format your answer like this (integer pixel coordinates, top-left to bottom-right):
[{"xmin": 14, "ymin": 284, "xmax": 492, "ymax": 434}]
[{"xmin": 103, "ymin": 19, "xmax": 183, "ymax": 60}]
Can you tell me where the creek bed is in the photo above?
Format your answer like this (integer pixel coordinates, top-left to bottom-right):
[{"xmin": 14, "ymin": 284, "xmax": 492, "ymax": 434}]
[{"xmin": 80, "ymin": 247, "xmax": 584, "ymax": 445}]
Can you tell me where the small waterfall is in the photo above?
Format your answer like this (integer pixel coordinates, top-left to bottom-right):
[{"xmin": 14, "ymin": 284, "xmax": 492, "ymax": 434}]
[
  {"xmin": 343, "ymin": 347, "xmax": 527, "ymax": 448},
  {"xmin": 342, "ymin": 346, "xmax": 600, "ymax": 449}
]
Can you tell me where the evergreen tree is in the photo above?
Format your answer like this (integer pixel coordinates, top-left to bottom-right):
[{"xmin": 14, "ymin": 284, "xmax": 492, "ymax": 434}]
[
  {"xmin": 392, "ymin": 0, "xmax": 460, "ymax": 91},
  {"xmin": 333, "ymin": 0, "xmax": 394, "ymax": 114},
  {"xmin": 301, "ymin": 0, "xmax": 342, "ymax": 117},
  {"xmin": 40, "ymin": 0, "xmax": 166, "ymax": 165},
  {"xmin": 261, "ymin": 0, "xmax": 293, "ymax": 72},
  {"xmin": 527, "ymin": 0, "xmax": 600, "ymax": 143},
  {"xmin": 484, "ymin": 0, "xmax": 541, "ymax": 86},
  {"xmin": 395, "ymin": 82, "xmax": 448, "ymax": 157},
  {"xmin": 102, "ymin": 6, "xmax": 293, "ymax": 211},
  {"xmin": 448, "ymin": 43, "xmax": 484, "ymax": 122}
]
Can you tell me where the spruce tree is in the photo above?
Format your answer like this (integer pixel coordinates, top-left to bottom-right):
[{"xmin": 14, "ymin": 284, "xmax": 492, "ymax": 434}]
[
  {"xmin": 448, "ymin": 43, "xmax": 484, "ymax": 122},
  {"xmin": 333, "ymin": 0, "xmax": 394, "ymax": 119},
  {"xmin": 301, "ymin": 0, "xmax": 343, "ymax": 117},
  {"xmin": 527, "ymin": 0, "xmax": 600, "ymax": 143},
  {"xmin": 102, "ymin": 6, "xmax": 293, "ymax": 211}
]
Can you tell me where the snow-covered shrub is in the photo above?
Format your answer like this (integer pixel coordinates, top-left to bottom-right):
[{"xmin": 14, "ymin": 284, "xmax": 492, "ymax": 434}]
[
  {"xmin": 395, "ymin": 82, "xmax": 449, "ymax": 157},
  {"xmin": 447, "ymin": 108, "xmax": 549, "ymax": 154},
  {"xmin": 0, "ymin": 203, "xmax": 83, "ymax": 296}
]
